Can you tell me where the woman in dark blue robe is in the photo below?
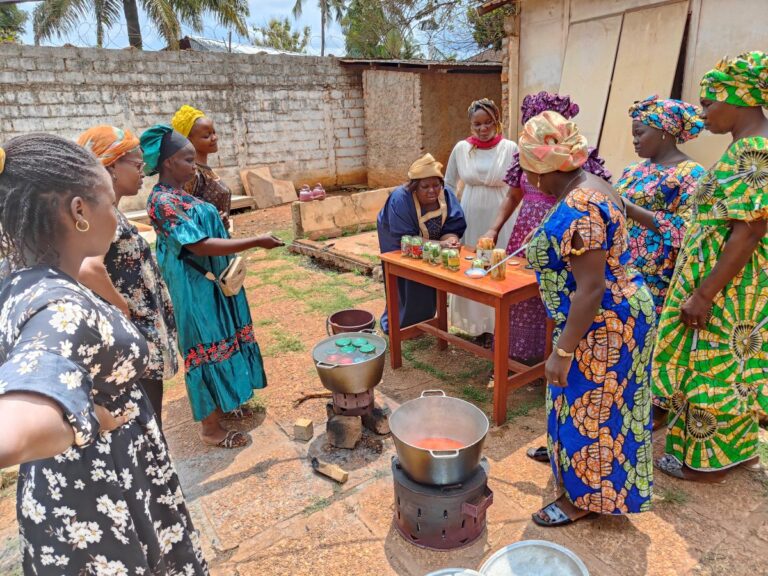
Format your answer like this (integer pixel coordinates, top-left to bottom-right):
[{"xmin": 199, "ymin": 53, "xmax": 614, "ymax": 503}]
[{"xmin": 378, "ymin": 153, "xmax": 467, "ymax": 333}]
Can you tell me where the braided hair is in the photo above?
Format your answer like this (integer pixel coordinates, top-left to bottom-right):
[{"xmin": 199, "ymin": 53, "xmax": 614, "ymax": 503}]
[
  {"xmin": 467, "ymin": 98, "xmax": 502, "ymax": 132},
  {"xmin": 0, "ymin": 133, "xmax": 106, "ymax": 269}
]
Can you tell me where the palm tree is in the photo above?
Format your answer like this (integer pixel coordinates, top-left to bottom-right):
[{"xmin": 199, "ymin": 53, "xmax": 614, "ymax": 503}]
[
  {"xmin": 292, "ymin": 0, "xmax": 345, "ymax": 57},
  {"xmin": 33, "ymin": 0, "xmax": 249, "ymax": 50}
]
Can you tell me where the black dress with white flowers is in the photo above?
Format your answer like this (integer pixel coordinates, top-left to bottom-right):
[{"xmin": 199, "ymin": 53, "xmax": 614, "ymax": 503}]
[{"xmin": 0, "ymin": 267, "xmax": 208, "ymax": 575}]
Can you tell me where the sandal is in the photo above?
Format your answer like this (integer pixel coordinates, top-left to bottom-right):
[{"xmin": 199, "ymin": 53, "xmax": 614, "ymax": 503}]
[
  {"xmin": 531, "ymin": 501, "xmax": 596, "ymax": 527},
  {"xmin": 221, "ymin": 406, "xmax": 254, "ymax": 421},
  {"xmin": 526, "ymin": 446, "xmax": 550, "ymax": 463},
  {"xmin": 201, "ymin": 430, "xmax": 249, "ymax": 449},
  {"xmin": 656, "ymin": 454, "xmax": 726, "ymax": 484}
]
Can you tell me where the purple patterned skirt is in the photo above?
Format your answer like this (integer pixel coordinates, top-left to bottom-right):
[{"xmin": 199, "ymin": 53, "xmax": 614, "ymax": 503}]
[{"xmin": 506, "ymin": 176, "xmax": 556, "ymax": 364}]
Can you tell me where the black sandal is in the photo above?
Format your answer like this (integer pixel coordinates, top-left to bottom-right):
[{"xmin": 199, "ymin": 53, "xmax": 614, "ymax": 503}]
[{"xmin": 526, "ymin": 446, "xmax": 550, "ymax": 463}]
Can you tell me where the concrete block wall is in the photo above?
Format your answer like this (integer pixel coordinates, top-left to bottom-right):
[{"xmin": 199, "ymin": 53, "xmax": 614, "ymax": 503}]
[{"xmin": 0, "ymin": 44, "xmax": 367, "ymax": 211}]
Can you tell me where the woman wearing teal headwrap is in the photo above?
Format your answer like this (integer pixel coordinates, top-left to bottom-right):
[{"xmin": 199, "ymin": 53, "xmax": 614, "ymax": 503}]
[
  {"xmin": 652, "ymin": 52, "xmax": 768, "ymax": 482},
  {"xmin": 141, "ymin": 125, "xmax": 285, "ymax": 449}
]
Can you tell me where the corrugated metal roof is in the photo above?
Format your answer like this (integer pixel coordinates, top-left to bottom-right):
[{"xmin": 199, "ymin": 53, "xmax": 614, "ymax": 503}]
[{"xmin": 180, "ymin": 35, "xmax": 305, "ymax": 56}]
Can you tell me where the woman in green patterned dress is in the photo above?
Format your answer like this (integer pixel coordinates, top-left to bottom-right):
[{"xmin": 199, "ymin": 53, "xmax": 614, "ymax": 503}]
[{"xmin": 653, "ymin": 51, "xmax": 768, "ymax": 482}]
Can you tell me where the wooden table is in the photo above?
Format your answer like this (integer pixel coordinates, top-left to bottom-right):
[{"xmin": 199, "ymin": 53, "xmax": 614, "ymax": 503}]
[{"xmin": 381, "ymin": 248, "xmax": 553, "ymax": 426}]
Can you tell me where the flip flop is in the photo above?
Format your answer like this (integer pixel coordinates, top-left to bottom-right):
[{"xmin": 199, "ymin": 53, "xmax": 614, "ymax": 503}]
[
  {"xmin": 656, "ymin": 454, "xmax": 726, "ymax": 484},
  {"xmin": 526, "ymin": 446, "xmax": 550, "ymax": 463},
  {"xmin": 531, "ymin": 501, "xmax": 596, "ymax": 527},
  {"xmin": 201, "ymin": 430, "xmax": 249, "ymax": 449}
]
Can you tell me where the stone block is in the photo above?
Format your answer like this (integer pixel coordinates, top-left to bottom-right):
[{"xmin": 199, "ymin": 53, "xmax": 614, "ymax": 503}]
[
  {"xmin": 291, "ymin": 187, "xmax": 393, "ymax": 240},
  {"xmin": 326, "ymin": 415, "xmax": 362, "ymax": 449},
  {"xmin": 294, "ymin": 418, "xmax": 314, "ymax": 442},
  {"xmin": 240, "ymin": 166, "xmax": 297, "ymax": 209}
]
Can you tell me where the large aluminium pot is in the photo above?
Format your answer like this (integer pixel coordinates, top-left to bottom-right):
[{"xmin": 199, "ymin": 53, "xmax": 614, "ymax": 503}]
[
  {"xmin": 311, "ymin": 330, "xmax": 387, "ymax": 394},
  {"xmin": 389, "ymin": 390, "xmax": 489, "ymax": 485}
]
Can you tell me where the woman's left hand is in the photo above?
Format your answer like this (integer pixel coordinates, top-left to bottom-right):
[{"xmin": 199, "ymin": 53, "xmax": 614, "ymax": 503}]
[
  {"xmin": 544, "ymin": 352, "xmax": 571, "ymax": 388},
  {"xmin": 680, "ymin": 290, "xmax": 713, "ymax": 329}
]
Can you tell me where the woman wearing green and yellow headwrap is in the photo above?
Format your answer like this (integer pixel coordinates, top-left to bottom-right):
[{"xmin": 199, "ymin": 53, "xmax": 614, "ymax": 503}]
[
  {"xmin": 653, "ymin": 51, "xmax": 768, "ymax": 482},
  {"xmin": 172, "ymin": 105, "xmax": 232, "ymax": 230},
  {"xmin": 142, "ymin": 124, "xmax": 284, "ymax": 449}
]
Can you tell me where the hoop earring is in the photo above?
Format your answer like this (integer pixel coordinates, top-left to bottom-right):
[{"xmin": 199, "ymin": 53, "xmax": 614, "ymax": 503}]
[{"xmin": 76, "ymin": 219, "xmax": 90, "ymax": 233}]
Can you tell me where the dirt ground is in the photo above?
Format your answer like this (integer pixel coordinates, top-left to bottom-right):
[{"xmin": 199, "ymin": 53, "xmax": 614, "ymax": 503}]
[{"xmin": 1, "ymin": 204, "xmax": 767, "ymax": 576}]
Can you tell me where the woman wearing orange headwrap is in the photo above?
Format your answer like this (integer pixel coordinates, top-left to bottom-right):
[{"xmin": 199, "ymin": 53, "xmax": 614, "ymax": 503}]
[
  {"xmin": 520, "ymin": 112, "xmax": 655, "ymax": 526},
  {"xmin": 77, "ymin": 125, "xmax": 179, "ymax": 427}
]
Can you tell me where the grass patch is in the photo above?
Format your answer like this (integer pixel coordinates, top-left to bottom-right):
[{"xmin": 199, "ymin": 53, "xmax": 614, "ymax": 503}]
[
  {"xmin": 263, "ymin": 330, "xmax": 305, "ymax": 357},
  {"xmin": 506, "ymin": 397, "xmax": 545, "ymax": 422},
  {"xmin": 303, "ymin": 496, "xmax": 331, "ymax": 515},
  {"xmin": 657, "ymin": 486, "xmax": 689, "ymax": 506},
  {"xmin": 461, "ymin": 385, "xmax": 490, "ymax": 403},
  {"xmin": 254, "ymin": 318, "xmax": 276, "ymax": 327},
  {"xmin": 244, "ymin": 393, "xmax": 267, "ymax": 413},
  {"xmin": 756, "ymin": 435, "xmax": 768, "ymax": 464}
]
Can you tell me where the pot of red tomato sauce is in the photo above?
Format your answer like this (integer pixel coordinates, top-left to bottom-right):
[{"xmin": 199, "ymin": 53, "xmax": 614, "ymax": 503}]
[{"xmin": 389, "ymin": 390, "xmax": 489, "ymax": 485}]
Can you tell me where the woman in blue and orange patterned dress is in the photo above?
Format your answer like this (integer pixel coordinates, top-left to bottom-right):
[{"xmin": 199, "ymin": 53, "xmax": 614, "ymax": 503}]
[
  {"xmin": 520, "ymin": 112, "xmax": 655, "ymax": 526},
  {"xmin": 616, "ymin": 96, "xmax": 706, "ymax": 429}
]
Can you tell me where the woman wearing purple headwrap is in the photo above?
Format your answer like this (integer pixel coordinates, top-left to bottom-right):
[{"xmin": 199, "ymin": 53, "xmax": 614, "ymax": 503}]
[{"xmin": 484, "ymin": 92, "xmax": 612, "ymax": 368}]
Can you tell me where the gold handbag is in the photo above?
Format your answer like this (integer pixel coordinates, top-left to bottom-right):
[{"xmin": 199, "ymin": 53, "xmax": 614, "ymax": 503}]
[{"xmin": 218, "ymin": 256, "xmax": 245, "ymax": 297}]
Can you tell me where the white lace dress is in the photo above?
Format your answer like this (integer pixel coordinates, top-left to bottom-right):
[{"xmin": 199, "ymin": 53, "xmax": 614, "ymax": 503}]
[{"xmin": 445, "ymin": 138, "xmax": 519, "ymax": 336}]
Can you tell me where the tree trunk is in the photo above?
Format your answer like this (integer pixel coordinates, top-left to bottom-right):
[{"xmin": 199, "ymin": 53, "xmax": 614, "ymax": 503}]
[
  {"xmin": 123, "ymin": 0, "xmax": 142, "ymax": 49},
  {"xmin": 320, "ymin": 2, "xmax": 326, "ymax": 56}
]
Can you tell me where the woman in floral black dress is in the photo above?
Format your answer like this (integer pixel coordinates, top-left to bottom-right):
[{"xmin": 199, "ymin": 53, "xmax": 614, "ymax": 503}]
[
  {"xmin": 0, "ymin": 134, "xmax": 208, "ymax": 575},
  {"xmin": 77, "ymin": 125, "xmax": 179, "ymax": 428}
]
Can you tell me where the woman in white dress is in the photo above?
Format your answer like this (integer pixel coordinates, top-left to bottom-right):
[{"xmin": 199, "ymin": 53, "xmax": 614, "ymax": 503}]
[{"xmin": 445, "ymin": 98, "xmax": 518, "ymax": 345}]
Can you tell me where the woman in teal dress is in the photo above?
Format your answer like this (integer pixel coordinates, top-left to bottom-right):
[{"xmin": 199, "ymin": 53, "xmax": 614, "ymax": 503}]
[
  {"xmin": 520, "ymin": 112, "xmax": 655, "ymax": 526},
  {"xmin": 141, "ymin": 125, "xmax": 283, "ymax": 449}
]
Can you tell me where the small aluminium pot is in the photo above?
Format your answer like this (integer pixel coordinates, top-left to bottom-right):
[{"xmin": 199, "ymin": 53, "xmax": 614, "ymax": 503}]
[
  {"xmin": 389, "ymin": 390, "xmax": 489, "ymax": 485},
  {"xmin": 312, "ymin": 331, "xmax": 386, "ymax": 394}
]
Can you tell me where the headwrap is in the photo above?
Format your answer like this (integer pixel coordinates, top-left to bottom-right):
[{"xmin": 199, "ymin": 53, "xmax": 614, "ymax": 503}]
[
  {"xmin": 171, "ymin": 105, "xmax": 206, "ymax": 137},
  {"xmin": 139, "ymin": 125, "xmax": 190, "ymax": 176},
  {"xmin": 521, "ymin": 91, "xmax": 580, "ymax": 125},
  {"xmin": 0, "ymin": 147, "xmax": 5, "ymax": 174},
  {"xmin": 700, "ymin": 51, "xmax": 768, "ymax": 108},
  {"xmin": 76, "ymin": 126, "xmax": 140, "ymax": 166},
  {"xmin": 408, "ymin": 153, "xmax": 444, "ymax": 180},
  {"xmin": 628, "ymin": 95, "xmax": 704, "ymax": 143},
  {"xmin": 505, "ymin": 147, "xmax": 611, "ymax": 188},
  {"xmin": 518, "ymin": 111, "xmax": 589, "ymax": 174}
]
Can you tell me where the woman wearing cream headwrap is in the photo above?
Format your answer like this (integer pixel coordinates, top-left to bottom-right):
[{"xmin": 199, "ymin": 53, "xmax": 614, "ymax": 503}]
[
  {"xmin": 520, "ymin": 111, "xmax": 655, "ymax": 526},
  {"xmin": 77, "ymin": 125, "xmax": 179, "ymax": 428},
  {"xmin": 653, "ymin": 51, "xmax": 768, "ymax": 482},
  {"xmin": 445, "ymin": 98, "xmax": 518, "ymax": 347},
  {"xmin": 377, "ymin": 153, "xmax": 466, "ymax": 333},
  {"xmin": 172, "ymin": 104, "xmax": 232, "ymax": 229}
]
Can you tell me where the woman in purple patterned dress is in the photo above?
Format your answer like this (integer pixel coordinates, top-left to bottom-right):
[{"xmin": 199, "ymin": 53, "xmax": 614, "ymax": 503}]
[{"xmin": 484, "ymin": 92, "xmax": 612, "ymax": 364}]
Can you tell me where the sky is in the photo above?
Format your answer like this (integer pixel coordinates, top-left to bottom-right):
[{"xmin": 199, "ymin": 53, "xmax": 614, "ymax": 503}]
[{"xmin": 19, "ymin": 0, "xmax": 347, "ymax": 55}]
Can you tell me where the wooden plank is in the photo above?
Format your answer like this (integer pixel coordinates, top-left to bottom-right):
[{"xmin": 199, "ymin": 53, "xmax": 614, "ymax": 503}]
[
  {"xmin": 599, "ymin": 1, "xmax": 689, "ymax": 177},
  {"xmin": 558, "ymin": 15, "xmax": 623, "ymax": 147},
  {"xmin": 569, "ymin": 0, "xmax": 685, "ymax": 23},
  {"xmin": 518, "ymin": 0, "xmax": 568, "ymax": 102},
  {"xmin": 288, "ymin": 239, "xmax": 375, "ymax": 275},
  {"xmin": 505, "ymin": 11, "xmax": 521, "ymax": 136}
]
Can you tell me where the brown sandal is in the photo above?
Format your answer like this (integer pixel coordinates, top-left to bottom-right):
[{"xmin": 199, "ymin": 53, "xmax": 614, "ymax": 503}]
[{"xmin": 201, "ymin": 430, "xmax": 249, "ymax": 449}]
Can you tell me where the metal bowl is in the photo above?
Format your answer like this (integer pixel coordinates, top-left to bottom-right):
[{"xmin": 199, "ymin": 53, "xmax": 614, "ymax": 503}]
[
  {"xmin": 480, "ymin": 540, "xmax": 589, "ymax": 576},
  {"xmin": 389, "ymin": 390, "xmax": 489, "ymax": 485},
  {"xmin": 425, "ymin": 570, "xmax": 482, "ymax": 576},
  {"xmin": 311, "ymin": 331, "xmax": 387, "ymax": 394}
]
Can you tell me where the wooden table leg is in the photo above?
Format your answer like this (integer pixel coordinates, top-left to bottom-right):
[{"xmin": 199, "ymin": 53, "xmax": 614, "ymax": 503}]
[
  {"xmin": 383, "ymin": 261, "xmax": 402, "ymax": 369},
  {"xmin": 544, "ymin": 318, "xmax": 554, "ymax": 357},
  {"xmin": 436, "ymin": 290, "xmax": 448, "ymax": 351},
  {"xmin": 492, "ymin": 298, "xmax": 511, "ymax": 426}
]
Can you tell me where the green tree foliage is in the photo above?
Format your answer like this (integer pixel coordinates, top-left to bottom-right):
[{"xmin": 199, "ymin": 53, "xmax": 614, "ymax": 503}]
[
  {"xmin": 253, "ymin": 17, "xmax": 310, "ymax": 53},
  {"xmin": 342, "ymin": 0, "xmax": 421, "ymax": 59},
  {"xmin": 467, "ymin": 3, "xmax": 514, "ymax": 51},
  {"xmin": 292, "ymin": 0, "xmax": 345, "ymax": 56},
  {"xmin": 32, "ymin": 0, "xmax": 249, "ymax": 50},
  {"xmin": 0, "ymin": 4, "xmax": 28, "ymax": 43}
]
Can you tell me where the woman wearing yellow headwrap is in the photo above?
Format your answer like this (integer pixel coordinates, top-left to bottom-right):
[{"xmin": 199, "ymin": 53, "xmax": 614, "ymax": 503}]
[
  {"xmin": 172, "ymin": 105, "xmax": 232, "ymax": 230},
  {"xmin": 76, "ymin": 125, "xmax": 179, "ymax": 428},
  {"xmin": 520, "ymin": 111, "xmax": 655, "ymax": 526},
  {"xmin": 653, "ymin": 51, "xmax": 768, "ymax": 482},
  {"xmin": 377, "ymin": 153, "xmax": 466, "ymax": 333}
]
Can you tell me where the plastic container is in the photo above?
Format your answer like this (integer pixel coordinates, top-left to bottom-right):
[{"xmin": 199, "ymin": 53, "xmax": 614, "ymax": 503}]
[
  {"xmin": 411, "ymin": 237, "xmax": 424, "ymax": 259},
  {"xmin": 351, "ymin": 338, "xmax": 368, "ymax": 348},
  {"xmin": 446, "ymin": 249, "xmax": 461, "ymax": 272},
  {"xmin": 359, "ymin": 344, "xmax": 376, "ymax": 354},
  {"xmin": 401, "ymin": 235, "xmax": 413, "ymax": 257},
  {"xmin": 335, "ymin": 338, "xmax": 352, "ymax": 347}
]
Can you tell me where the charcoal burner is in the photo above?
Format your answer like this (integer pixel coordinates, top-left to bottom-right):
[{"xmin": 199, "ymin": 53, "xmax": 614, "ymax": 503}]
[
  {"xmin": 392, "ymin": 456, "xmax": 492, "ymax": 550},
  {"xmin": 330, "ymin": 389, "xmax": 375, "ymax": 417}
]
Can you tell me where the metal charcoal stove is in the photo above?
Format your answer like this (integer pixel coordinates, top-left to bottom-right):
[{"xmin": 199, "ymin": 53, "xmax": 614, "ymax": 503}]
[
  {"xmin": 330, "ymin": 389, "xmax": 375, "ymax": 417},
  {"xmin": 392, "ymin": 456, "xmax": 492, "ymax": 550}
]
